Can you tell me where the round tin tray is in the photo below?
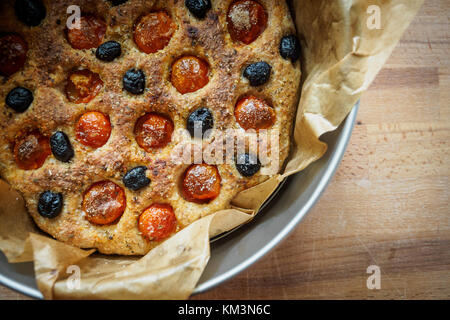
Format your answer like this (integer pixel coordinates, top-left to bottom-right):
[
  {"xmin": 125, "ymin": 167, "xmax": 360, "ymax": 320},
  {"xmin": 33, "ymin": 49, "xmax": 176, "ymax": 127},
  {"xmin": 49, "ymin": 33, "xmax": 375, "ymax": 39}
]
[{"xmin": 0, "ymin": 104, "xmax": 358, "ymax": 299}]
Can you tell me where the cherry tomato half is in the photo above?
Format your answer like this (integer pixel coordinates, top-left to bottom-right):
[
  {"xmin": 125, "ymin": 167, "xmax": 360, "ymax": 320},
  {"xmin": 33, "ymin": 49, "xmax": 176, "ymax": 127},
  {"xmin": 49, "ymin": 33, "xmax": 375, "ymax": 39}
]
[
  {"xmin": 171, "ymin": 56, "xmax": 209, "ymax": 94},
  {"xmin": 234, "ymin": 95, "xmax": 275, "ymax": 131},
  {"xmin": 83, "ymin": 180, "xmax": 126, "ymax": 225},
  {"xmin": 134, "ymin": 11, "xmax": 176, "ymax": 54},
  {"xmin": 75, "ymin": 111, "xmax": 111, "ymax": 148},
  {"xmin": 67, "ymin": 15, "xmax": 106, "ymax": 50},
  {"xmin": 65, "ymin": 69, "xmax": 103, "ymax": 104},
  {"xmin": 134, "ymin": 113, "xmax": 174, "ymax": 151},
  {"xmin": 0, "ymin": 34, "xmax": 28, "ymax": 76},
  {"xmin": 138, "ymin": 203, "xmax": 177, "ymax": 241},
  {"xmin": 181, "ymin": 164, "xmax": 221, "ymax": 203},
  {"xmin": 13, "ymin": 130, "xmax": 51, "ymax": 170},
  {"xmin": 227, "ymin": 0, "xmax": 267, "ymax": 44}
]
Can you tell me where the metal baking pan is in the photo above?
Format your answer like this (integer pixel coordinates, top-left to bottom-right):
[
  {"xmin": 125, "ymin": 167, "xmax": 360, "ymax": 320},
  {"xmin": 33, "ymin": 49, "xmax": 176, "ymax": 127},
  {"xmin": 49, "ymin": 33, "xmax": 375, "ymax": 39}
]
[{"xmin": 0, "ymin": 104, "xmax": 359, "ymax": 299}]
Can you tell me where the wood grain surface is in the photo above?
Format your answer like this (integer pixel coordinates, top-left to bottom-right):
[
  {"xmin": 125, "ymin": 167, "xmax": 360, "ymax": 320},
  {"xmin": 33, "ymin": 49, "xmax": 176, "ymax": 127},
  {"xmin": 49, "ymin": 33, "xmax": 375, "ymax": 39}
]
[{"xmin": 1, "ymin": 0, "xmax": 449, "ymax": 300}]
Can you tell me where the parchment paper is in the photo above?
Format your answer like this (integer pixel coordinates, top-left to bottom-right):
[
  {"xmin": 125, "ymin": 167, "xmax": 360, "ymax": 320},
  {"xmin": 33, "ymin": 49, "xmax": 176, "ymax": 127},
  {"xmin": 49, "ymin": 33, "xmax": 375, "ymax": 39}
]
[{"xmin": 0, "ymin": 0, "xmax": 424, "ymax": 299}]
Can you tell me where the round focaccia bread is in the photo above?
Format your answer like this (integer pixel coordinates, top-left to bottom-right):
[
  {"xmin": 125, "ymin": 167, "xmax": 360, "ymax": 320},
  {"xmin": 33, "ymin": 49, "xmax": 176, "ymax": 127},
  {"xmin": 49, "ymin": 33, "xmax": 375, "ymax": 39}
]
[{"xmin": 0, "ymin": 0, "xmax": 301, "ymax": 255}]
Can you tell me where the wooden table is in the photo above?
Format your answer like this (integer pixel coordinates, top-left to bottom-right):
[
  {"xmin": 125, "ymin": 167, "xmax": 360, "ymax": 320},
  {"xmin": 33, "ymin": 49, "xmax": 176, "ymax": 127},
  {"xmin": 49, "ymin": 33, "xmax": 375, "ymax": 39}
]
[{"xmin": 1, "ymin": 0, "xmax": 449, "ymax": 300}]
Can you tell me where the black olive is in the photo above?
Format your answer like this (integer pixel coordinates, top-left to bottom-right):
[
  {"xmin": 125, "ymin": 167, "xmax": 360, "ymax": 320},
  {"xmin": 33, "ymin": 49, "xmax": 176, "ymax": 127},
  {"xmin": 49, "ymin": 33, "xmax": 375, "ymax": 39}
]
[
  {"xmin": 50, "ymin": 131, "xmax": 74, "ymax": 163},
  {"xmin": 236, "ymin": 153, "xmax": 261, "ymax": 177},
  {"xmin": 243, "ymin": 61, "xmax": 272, "ymax": 86},
  {"xmin": 96, "ymin": 41, "xmax": 122, "ymax": 62},
  {"xmin": 279, "ymin": 35, "xmax": 301, "ymax": 62},
  {"xmin": 123, "ymin": 166, "xmax": 150, "ymax": 191},
  {"xmin": 5, "ymin": 87, "xmax": 33, "ymax": 113},
  {"xmin": 14, "ymin": 0, "xmax": 46, "ymax": 27},
  {"xmin": 108, "ymin": 0, "xmax": 128, "ymax": 5},
  {"xmin": 185, "ymin": 0, "xmax": 212, "ymax": 19},
  {"xmin": 187, "ymin": 107, "xmax": 214, "ymax": 138},
  {"xmin": 38, "ymin": 191, "xmax": 63, "ymax": 218},
  {"xmin": 123, "ymin": 68, "xmax": 145, "ymax": 95}
]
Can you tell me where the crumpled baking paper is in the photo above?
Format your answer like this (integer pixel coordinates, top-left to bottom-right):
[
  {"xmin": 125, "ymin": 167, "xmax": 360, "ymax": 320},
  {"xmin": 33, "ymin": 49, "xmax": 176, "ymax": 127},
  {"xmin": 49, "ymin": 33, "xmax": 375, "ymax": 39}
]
[{"xmin": 0, "ymin": 0, "xmax": 423, "ymax": 299}]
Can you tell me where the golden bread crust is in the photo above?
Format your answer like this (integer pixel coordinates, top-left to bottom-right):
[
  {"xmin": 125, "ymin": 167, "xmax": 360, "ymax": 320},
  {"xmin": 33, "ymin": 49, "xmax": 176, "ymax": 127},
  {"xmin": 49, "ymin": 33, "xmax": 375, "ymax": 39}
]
[{"xmin": 0, "ymin": 0, "xmax": 301, "ymax": 255}]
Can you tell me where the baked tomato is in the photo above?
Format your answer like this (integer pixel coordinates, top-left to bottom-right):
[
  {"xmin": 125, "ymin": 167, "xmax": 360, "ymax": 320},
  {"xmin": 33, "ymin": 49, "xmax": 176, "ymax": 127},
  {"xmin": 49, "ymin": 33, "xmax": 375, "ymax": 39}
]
[
  {"xmin": 83, "ymin": 181, "xmax": 126, "ymax": 225},
  {"xmin": 67, "ymin": 15, "xmax": 106, "ymax": 50},
  {"xmin": 134, "ymin": 113, "xmax": 174, "ymax": 151},
  {"xmin": 65, "ymin": 69, "xmax": 103, "ymax": 104},
  {"xmin": 227, "ymin": 0, "xmax": 267, "ymax": 44},
  {"xmin": 75, "ymin": 111, "xmax": 111, "ymax": 148},
  {"xmin": 134, "ymin": 11, "xmax": 176, "ymax": 54},
  {"xmin": 181, "ymin": 164, "xmax": 221, "ymax": 203},
  {"xmin": 0, "ymin": 34, "xmax": 28, "ymax": 76},
  {"xmin": 171, "ymin": 56, "xmax": 209, "ymax": 94},
  {"xmin": 234, "ymin": 95, "xmax": 275, "ymax": 131},
  {"xmin": 13, "ymin": 130, "xmax": 51, "ymax": 170},
  {"xmin": 138, "ymin": 203, "xmax": 177, "ymax": 241}
]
